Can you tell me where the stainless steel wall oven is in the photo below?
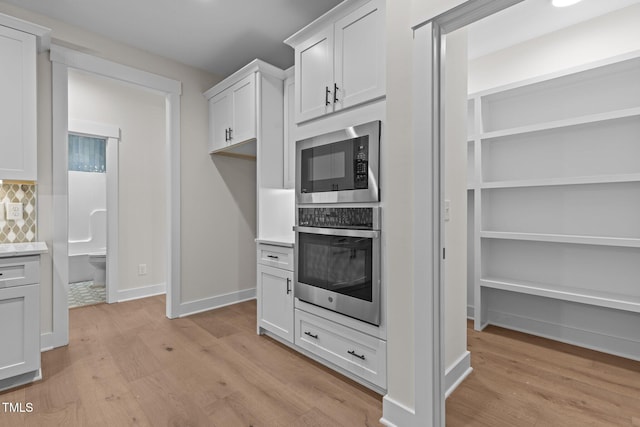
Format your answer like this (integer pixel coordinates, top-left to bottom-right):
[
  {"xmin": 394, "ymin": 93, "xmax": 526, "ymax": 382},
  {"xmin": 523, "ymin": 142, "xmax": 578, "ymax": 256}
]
[{"xmin": 294, "ymin": 207, "xmax": 381, "ymax": 325}]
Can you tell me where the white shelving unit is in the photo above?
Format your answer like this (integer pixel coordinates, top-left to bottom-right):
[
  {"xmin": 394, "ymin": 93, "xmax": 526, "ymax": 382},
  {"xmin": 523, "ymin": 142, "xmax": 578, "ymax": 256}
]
[{"xmin": 467, "ymin": 51, "xmax": 640, "ymax": 341}]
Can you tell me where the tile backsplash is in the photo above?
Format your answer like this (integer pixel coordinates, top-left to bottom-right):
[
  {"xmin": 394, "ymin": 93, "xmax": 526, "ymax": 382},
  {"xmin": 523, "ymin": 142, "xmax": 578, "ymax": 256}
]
[{"xmin": 0, "ymin": 181, "xmax": 37, "ymax": 244}]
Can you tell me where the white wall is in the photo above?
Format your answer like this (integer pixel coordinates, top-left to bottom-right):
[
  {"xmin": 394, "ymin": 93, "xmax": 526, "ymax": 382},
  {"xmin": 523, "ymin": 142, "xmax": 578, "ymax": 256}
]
[
  {"xmin": 68, "ymin": 69, "xmax": 166, "ymax": 291},
  {"xmin": 0, "ymin": 2, "xmax": 256, "ymax": 331},
  {"xmin": 469, "ymin": 3, "xmax": 640, "ymax": 93}
]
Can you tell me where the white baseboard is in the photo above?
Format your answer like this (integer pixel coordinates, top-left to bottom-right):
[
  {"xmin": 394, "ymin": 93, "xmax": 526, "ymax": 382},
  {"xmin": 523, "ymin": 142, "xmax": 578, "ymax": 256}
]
[
  {"xmin": 40, "ymin": 332, "xmax": 54, "ymax": 352},
  {"xmin": 467, "ymin": 304, "xmax": 474, "ymax": 319},
  {"xmin": 178, "ymin": 288, "xmax": 256, "ymax": 318},
  {"xmin": 445, "ymin": 350, "xmax": 472, "ymax": 398},
  {"xmin": 380, "ymin": 396, "xmax": 416, "ymax": 427},
  {"xmin": 488, "ymin": 308, "xmax": 640, "ymax": 362},
  {"xmin": 117, "ymin": 282, "xmax": 166, "ymax": 302}
]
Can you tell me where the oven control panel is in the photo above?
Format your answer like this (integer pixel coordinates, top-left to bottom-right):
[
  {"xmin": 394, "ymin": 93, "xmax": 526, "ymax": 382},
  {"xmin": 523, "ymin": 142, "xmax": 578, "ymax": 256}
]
[{"xmin": 298, "ymin": 207, "xmax": 375, "ymax": 229}]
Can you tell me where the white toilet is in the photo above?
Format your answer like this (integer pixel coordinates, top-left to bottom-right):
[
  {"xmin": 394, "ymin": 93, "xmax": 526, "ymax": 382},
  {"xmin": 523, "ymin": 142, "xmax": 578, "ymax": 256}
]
[{"xmin": 88, "ymin": 252, "xmax": 106, "ymax": 286}]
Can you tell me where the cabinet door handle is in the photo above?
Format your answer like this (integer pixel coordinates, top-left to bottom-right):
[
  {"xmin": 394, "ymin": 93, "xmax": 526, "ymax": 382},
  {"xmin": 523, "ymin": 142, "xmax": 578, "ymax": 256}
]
[
  {"xmin": 225, "ymin": 128, "xmax": 229, "ymax": 141},
  {"xmin": 286, "ymin": 277, "xmax": 291, "ymax": 295},
  {"xmin": 348, "ymin": 350, "xmax": 366, "ymax": 360},
  {"xmin": 228, "ymin": 128, "xmax": 233, "ymax": 140},
  {"xmin": 304, "ymin": 331, "xmax": 318, "ymax": 339},
  {"xmin": 325, "ymin": 86, "xmax": 331, "ymax": 106},
  {"xmin": 333, "ymin": 83, "xmax": 339, "ymax": 103}
]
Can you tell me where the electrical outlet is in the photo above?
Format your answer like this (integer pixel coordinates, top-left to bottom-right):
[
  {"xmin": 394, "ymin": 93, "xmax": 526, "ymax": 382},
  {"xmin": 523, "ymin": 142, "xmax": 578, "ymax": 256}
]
[{"xmin": 138, "ymin": 264, "xmax": 147, "ymax": 275}]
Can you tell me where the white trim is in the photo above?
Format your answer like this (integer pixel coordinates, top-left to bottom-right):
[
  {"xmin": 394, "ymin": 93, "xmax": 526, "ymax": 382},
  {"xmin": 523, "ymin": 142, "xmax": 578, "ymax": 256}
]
[
  {"xmin": 467, "ymin": 305, "xmax": 475, "ymax": 319},
  {"xmin": 40, "ymin": 332, "xmax": 54, "ymax": 352},
  {"xmin": 410, "ymin": 1, "xmax": 524, "ymax": 425},
  {"xmin": 444, "ymin": 351, "xmax": 472, "ymax": 398},
  {"xmin": 49, "ymin": 45, "xmax": 182, "ymax": 349},
  {"xmin": 117, "ymin": 283, "xmax": 166, "ymax": 303},
  {"xmin": 68, "ymin": 120, "xmax": 121, "ymax": 305},
  {"xmin": 0, "ymin": 369, "xmax": 42, "ymax": 393},
  {"xmin": 380, "ymin": 396, "xmax": 417, "ymax": 427},
  {"xmin": 0, "ymin": 12, "xmax": 51, "ymax": 52},
  {"xmin": 487, "ymin": 309, "xmax": 640, "ymax": 362},
  {"xmin": 50, "ymin": 45, "xmax": 181, "ymax": 95},
  {"xmin": 68, "ymin": 119, "xmax": 120, "ymax": 139},
  {"xmin": 178, "ymin": 289, "xmax": 256, "ymax": 318}
]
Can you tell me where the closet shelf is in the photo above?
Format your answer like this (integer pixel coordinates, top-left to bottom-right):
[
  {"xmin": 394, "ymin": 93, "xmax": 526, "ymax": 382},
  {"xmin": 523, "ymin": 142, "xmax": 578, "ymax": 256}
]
[
  {"xmin": 480, "ymin": 173, "xmax": 640, "ymax": 189},
  {"xmin": 479, "ymin": 107, "xmax": 640, "ymax": 140},
  {"xmin": 480, "ymin": 231, "xmax": 640, "ymax": 248},
  {"xmin": 480, "ymin": 277, "xmax": 640, "ymax": 314}
]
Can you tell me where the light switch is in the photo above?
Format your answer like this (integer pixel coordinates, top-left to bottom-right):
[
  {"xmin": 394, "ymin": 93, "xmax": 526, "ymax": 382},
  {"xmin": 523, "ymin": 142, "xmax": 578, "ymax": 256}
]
[
  {"xmin": 444, "ymin": 199, "xmax": 451, "ymax": 222},
  {"xmin": 5, "ymin": 202, "xmax": 23, "ymax": 221}
]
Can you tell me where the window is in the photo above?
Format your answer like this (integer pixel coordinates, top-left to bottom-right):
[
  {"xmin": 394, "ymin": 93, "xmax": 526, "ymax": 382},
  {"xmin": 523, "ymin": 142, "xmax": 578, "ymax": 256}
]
[{"xmin": 68, "ymin": 134, "xmax": 106, "ymax": 173}]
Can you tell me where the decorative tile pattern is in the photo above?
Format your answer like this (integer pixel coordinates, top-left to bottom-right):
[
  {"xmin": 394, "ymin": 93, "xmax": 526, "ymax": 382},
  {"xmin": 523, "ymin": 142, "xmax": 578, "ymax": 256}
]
[
  {"xmin": 68, "ymin": 281, "xmax": 106, "ymax": 308},
  {"xmin": 0, "ymin": 181, "xmax": 37, "ymax": 244}
]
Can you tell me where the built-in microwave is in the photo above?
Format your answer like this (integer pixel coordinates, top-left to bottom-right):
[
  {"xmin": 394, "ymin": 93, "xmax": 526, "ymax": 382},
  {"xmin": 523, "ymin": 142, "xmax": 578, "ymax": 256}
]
[{"xmin": 296, "ymin": 120, "xmax": 380, "ymax": 204}]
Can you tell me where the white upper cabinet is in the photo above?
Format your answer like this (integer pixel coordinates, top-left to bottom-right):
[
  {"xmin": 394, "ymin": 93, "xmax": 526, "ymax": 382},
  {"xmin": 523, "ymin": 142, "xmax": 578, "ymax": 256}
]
[
  {"xmin": 230, "ymin": 74, "xmax": 256, "ymax": 145},
  {"xmin": 296, "ymin": 27, "xmax": 334, "ymax": 122},
  {"xmin": 283, "ymin": 71, "xmax": 296, "ymax": 189},
  {"xmin": 0, "ymin": 25, "xmax": 37, "ymax": 181},
  {"xmin": 209, "ymin": 90, "xmax": 232, "ymax": 152},
  {"xmin": 286, "ymin": 0, "xmax": 385, "ymax": 124},
  {"xmin": 334, "ymin": 0, "xmax": 385, "ymax": 111},
  {"xmin": 207, "ymin": 74, "xmax": 256, "ymax": 154}
]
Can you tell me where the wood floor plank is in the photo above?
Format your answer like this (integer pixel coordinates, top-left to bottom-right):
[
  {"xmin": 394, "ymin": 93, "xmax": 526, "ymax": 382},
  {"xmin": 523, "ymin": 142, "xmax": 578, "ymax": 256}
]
[{"xmin": 5, "ymin": 298, "xmax": 638, "ymax": 426}]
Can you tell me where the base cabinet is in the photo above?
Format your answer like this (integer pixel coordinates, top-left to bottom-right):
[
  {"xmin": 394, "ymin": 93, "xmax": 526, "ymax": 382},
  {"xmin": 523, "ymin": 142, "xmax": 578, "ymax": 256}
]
[
  {"xmin": 257, "ymin": 244, "xmax": 294, "ymax": 343},
  {"xmin": 295, "ymin": 309, "xmax": 387, "ymax": 389}
]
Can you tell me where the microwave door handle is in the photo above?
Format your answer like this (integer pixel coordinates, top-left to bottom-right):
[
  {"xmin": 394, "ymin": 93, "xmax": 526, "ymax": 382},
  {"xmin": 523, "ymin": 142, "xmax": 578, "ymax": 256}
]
[{"xmin": 293, "ymin": 226, "xmax": 379, "ymax": 239}]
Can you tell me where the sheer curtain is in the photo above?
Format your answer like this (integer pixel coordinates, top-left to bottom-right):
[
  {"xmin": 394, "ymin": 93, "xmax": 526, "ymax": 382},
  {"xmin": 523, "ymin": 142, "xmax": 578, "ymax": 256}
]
[{"xmin": 68, "ymin": 134, "xmax": 107, "ymax": 173}]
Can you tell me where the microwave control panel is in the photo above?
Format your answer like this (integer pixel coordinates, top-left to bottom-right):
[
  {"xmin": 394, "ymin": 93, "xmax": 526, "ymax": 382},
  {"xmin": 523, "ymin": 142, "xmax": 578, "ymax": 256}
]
[{"xmin": 298, "ymin": 207, "xmax": 374, "ymax": 229}]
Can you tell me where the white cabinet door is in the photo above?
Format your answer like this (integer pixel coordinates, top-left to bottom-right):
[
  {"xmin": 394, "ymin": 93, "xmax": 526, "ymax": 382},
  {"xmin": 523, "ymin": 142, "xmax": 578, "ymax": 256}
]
[
  {"xmin": 295, "ymin": 26, "xmax": 334, "ymax": 123},
  {"xmin": 0, "ymin": 283, "xmax": 40, "ymax": 380},
  {"xmin": 334, "ymin": 0, "xmax": 385, "ymax": 111},
  {"xmin": 230, "ymin": 74, "xmax": 256, "ymax": 145},
  {"xmin": 283, "ymin": 75, "xmax": 296, "ymax": 189},
  {"xmin": 208, "ymin": 90, "xmax": 232, "ymax": 153},
  {"xmin": 258, "ymin": 264, "xmax": 294, "ymax": 343},
  {"xmin": 0, "ymin": 26, "xmax": 37, "ymax": 180}
]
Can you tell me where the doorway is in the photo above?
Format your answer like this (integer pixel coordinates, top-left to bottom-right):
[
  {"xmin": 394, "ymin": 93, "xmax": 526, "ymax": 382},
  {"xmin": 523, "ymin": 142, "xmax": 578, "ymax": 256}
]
[
  {"xmin": 66, "ymin": 119, "xmax": 120, "ymax": 308},
  {"xmin": 411, "ymin": 0, "xmax": 640, "ymax": 424},
  {"xmin": 49, "ymin": 45, "xmax": 182, "ymax": 349}
]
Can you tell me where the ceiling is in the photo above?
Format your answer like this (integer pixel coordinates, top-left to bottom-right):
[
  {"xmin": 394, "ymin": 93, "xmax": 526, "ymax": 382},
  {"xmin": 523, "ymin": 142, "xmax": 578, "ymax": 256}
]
[
  {"xmin": 467, "ymin": 0, "xmax": 640, "ymax": 59},
  {"xmin": 3, "ymin": 0, "xmax": 639, "ymax": 77},
  {"xmin": 1, "ymin": 0, "xmax": 342, "ymax": 77}
]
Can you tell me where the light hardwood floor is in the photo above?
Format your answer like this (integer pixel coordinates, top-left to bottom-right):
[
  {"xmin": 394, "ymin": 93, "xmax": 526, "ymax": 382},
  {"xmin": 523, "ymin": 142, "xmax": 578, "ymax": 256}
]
[
  {"xmin": 446, "ymin": 321, "xmax": 640, "ymax": 426},
  {"xmin": 1, "ymin": 298, "xmax": 639, "ymax": 426},
  {"xmin": 0, "ymin": 297, "xmax": 382, "ymax": 426}
]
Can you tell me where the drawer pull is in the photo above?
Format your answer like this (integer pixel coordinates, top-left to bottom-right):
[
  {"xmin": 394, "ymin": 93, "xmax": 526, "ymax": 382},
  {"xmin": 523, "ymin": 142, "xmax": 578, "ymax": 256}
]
[
  {"xmin": 304, "ymin": 331, "xmax": 318, "ymax": 339},
  {"xmin": 267, "ymin": 255, "xmax": 279, "ymax": 259},
  {"xmin": 348, "ymin": 350, "xmax": 366, "ymax": 360}
]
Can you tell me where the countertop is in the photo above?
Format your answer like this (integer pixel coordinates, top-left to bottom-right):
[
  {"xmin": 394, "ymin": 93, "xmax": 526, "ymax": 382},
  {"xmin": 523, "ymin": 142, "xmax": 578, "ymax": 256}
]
[
  {"xmin": 0, "ymin": 242, "xmax": 49, "ymax": 258},
  {"xmin": 255, "ymin": 238, "xmax": 294, "ymax": 248}
]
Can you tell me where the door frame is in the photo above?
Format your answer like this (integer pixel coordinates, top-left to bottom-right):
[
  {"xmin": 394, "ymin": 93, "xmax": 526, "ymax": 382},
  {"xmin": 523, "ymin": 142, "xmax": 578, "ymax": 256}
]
[
  {"xmin": 68, "ymin": 119, "xmax": 120, "ymax": 304},
  {"xmin": 49, "ymin": 45, "xmax": 182, "ymax": 348},
  {"xmin": 410, "ymin": 1, "xmax": 524, "ymax": 425}
]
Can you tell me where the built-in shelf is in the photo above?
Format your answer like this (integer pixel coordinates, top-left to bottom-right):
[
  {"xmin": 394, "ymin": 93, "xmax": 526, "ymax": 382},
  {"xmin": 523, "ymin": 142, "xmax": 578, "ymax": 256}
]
[
  {"xmin": 480, "ymin": 231, "xmax": 640, "ymax": 248},
  {"xmin": 480, "ymin": 277, "xmax": 640, "ymax": 314},
  {"xmin": 481, "ymin": 173, "xmax": 640, "ymax": 189},
  {"xmin": 478, "ymin": 107, "xmax": 640, "ymax": 141},
  {"xmin": 467, "ymin": 50, "xmax": 640, "ymax": 339}
]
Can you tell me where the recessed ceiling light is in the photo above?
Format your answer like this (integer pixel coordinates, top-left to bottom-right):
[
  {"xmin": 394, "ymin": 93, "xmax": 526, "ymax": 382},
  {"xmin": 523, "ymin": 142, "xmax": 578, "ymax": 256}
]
[{"xmin": 552, "ymin": 0, "xmax": 583, "ymax": 7}]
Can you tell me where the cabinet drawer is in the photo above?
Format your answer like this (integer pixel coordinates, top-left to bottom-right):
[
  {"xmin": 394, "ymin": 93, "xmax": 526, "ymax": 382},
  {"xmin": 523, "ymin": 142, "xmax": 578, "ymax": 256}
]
[
  {"xmin": 295, "ymin": 309, "xmax": 386, "ymax": 389},
  {"xmin": 257, "ymin": 244, "xmax": 294, "ymax": 271},
  {"xmin": 0, "ymin": 256, "xmax": 39, "ymax": 288}
]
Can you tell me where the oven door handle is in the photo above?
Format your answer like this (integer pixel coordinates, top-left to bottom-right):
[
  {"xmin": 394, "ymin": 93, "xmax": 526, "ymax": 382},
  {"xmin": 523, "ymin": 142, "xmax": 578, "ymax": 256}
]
[{"xmin": 293, "ymin": 226, "xmax": 380, "ymax": 239}]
